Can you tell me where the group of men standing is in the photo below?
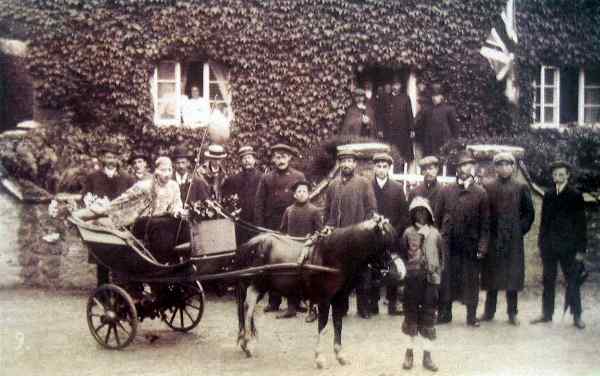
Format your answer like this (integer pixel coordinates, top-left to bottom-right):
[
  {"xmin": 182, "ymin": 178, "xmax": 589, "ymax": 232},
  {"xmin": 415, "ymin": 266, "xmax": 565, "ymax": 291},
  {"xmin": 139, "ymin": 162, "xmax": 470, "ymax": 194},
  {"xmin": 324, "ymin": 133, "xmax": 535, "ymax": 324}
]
[
  {"xmin": 82, "ymin": 138, "xmax": 588, "ymax": 331},
  {"xmin": 340, "ymin": 76, "xmax": 459, "ymax": 163}
]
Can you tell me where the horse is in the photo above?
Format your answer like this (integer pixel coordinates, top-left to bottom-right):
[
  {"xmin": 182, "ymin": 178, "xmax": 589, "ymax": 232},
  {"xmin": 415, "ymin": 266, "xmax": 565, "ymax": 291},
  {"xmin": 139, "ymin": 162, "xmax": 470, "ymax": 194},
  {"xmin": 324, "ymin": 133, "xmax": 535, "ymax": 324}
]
[{"xmin": 235, "ymin": 214, "xmax": 397, "ymax": 368}]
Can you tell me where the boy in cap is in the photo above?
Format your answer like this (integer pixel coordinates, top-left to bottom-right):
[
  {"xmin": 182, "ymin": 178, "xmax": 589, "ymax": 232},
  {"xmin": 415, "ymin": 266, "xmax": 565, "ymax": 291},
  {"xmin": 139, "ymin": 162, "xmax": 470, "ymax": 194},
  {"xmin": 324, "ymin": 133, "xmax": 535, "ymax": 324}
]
[
  {"xmin": 400, "ymin": 196, "xmax": 443, "ymax": 372},
  {"xmin": 480, "ymin": 152, "xmax": 534, "ymax": 326},
  {"xmin": 255, "ymin": 143, "xmax": 306, "ymax": 312},
  {"xmin": 371, "ymin": 152, "xmax": 409, "ymax": 315},
  {"xmin": 279, "ymin": 180, "xmax": 323, "ymax": 320},
  {"xmin": 436, "ymin": 150, "xmax": 489, "ymax": 326},
  {"xmin": 531, "ymin": 160, "xmax": 587, "ymax": 329}
]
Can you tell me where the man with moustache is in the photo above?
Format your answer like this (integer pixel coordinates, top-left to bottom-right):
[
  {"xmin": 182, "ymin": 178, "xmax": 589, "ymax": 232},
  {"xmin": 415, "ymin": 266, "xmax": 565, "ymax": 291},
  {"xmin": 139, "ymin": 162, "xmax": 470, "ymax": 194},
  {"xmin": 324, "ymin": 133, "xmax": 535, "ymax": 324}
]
[
  {"xmin": 480, "ymin": 152, "xmax": 535, "ymax": 326},
  {"xmin": 436, "ymin": 150, "xmax": 489, "ymax": 327},
  {"xmin": 531, "ymin": 161, "xmax": 587, "ymax": 329},
  {"xmin": 255, "ymin": 143, "xmax": 306, "ymax": 314},
  {"xmin": 324, "ymin": 149, "xmax": 377, "ymax": 318},
  {"xmin": 370, "ymin": 152, "xmax": 409, "ymax": 316},
  {"xmin": 409, "ymin": 156, "xmax": 443, "ymax": 223},
  {"xmin": 378, "ymin": 75, "xmax": 415, "ymax": 162},
  {"xmin": 222, "ymin": 146, "xmax": 263, "ymax": 246},
  {"xmin": 82, "ymin": 143, "xmax": 134, "ymax": 287}
]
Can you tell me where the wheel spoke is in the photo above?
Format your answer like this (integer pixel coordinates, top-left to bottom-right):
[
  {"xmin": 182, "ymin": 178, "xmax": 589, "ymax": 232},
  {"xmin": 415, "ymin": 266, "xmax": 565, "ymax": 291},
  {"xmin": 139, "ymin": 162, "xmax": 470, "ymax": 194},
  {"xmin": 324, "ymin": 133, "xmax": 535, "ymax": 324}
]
[
  {"xmin": 183, "ymin": 307, "xmax": 195, "ymax": 323},
  {"xmin": 116, "ymin": 321, "xmax": 130, "ymax": 336},
  {"xmin": 168, "ymin": 308, "xmax": 177, "ymax": 325},
  {"xmin": 179, "ymin": 309, "xmax": 184, "ymax": 327},
  {"xmin": 104, "ymin": 324, "xmax": 112, "ymax": 344},
  {"xmin": 94, "ymin": 322, "xmax": 108, "ymax": 335},
  {"xmin": 113, "ymin": 324, "xmax": 121, "ymax": 347},
  {"xmin": 93, "ymin": 298, "xmax": 105, "ymax": 310},
  {"xmin": 90, "ymin": 313, "xmax": 104, "ymax": 318}
]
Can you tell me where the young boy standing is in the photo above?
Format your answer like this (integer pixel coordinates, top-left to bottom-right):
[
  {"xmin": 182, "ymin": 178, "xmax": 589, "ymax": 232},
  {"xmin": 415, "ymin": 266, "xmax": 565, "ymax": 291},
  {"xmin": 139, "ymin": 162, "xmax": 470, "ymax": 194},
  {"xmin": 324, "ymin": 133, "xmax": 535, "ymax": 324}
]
[
  {"xmin": 279, "ymin": 180, "xmax": 323, "ymax": 320},
  {"xmin": 400, "ymin": 196, "xmax": 444, "ymax": 372}
]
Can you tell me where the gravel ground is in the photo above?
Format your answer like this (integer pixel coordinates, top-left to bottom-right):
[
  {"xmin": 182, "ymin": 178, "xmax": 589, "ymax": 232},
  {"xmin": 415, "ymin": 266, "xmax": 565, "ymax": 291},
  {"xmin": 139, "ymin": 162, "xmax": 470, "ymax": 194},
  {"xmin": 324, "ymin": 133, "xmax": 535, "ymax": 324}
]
[{"xmin": 1, "ymin": 286, "xmax": 600, "ymax": 376}]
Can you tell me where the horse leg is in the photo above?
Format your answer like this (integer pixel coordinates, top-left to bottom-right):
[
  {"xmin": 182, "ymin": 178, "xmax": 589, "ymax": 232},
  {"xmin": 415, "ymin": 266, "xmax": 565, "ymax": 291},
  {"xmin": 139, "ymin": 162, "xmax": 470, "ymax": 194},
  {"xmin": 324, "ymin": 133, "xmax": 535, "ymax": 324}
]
[
  {"xmin": 240, "ymin": 284, "xmax": 260, "ymax": 357},
  {"xmin": 314, "ymin": 302, "xmax": 331, "ymax": 369},
  {"xmin": 332, "ymin": 293, "xmax": 349, "ymax": 366},
  {"xmin": 236, "ymin": 282, "xmax": 247, "ymax": 346}
]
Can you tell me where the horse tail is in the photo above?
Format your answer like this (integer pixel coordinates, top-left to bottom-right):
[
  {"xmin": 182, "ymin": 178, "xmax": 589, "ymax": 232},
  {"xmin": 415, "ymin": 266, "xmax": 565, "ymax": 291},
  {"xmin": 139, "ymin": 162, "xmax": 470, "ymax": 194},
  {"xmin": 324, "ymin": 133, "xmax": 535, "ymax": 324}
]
[{"xmin": 236, "ymin": 280, "xmax": 247, "ymax": 343}]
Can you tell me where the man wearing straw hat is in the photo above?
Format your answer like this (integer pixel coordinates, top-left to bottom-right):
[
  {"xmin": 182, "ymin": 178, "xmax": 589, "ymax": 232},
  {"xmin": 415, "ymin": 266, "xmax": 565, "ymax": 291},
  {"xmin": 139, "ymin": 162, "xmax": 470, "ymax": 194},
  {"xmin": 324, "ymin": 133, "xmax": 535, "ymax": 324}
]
[
  {"xmin": 255, "ymin": 143, "xmax": 306, "ymax": 314},
  {"xmin": 200, "ymin": 144, "xmax": 228, "ymax": 201},
  {"xmin": 222, "ymin": 145, "xmax": 263, "ymax": 246}
]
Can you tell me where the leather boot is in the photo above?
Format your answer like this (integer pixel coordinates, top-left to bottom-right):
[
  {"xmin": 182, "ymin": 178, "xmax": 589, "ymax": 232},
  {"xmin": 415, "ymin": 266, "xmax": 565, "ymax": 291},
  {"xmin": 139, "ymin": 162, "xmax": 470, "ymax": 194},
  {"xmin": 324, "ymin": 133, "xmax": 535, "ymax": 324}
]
[
  {"xmin": 574, "ymin": 315, "xmax": 586, "ymax": 329},
  {"xmin": 423, "ymin": 351, "xmax": 438, "ymax": 372},
  {"xmin": 402, "ymin": 348, "xmax": 413, "ymax": 370}
]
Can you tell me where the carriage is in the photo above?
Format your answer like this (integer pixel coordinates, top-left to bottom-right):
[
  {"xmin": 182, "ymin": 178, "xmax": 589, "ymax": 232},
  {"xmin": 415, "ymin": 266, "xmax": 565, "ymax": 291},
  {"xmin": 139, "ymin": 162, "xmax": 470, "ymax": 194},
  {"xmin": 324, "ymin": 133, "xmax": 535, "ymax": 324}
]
[{"xmin": 69, "ymin": 214, "xmax": 338, "ymax": 350}]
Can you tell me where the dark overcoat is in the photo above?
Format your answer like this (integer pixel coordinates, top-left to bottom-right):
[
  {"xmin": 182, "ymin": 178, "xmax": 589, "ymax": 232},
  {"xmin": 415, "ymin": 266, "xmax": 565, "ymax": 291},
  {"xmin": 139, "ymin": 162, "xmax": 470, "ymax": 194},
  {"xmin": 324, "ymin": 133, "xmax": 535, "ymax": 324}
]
[
  {"xmin": 222, "ymin": 168, "xmax": 264, "ymax": 244},
  {"xmin": 340, "ymin": 104, "xmax": 377, "ymax": 138},
  {"xmin": 82, "ymin": 170, "xmax": 134, "ymax": 201},
  {"xmin": 437, "ymin": 182, "xmax": 490, "ymax": 306},
  {"xmin": 372, "ymin": 178, "xmax": 409, "ymax": 238},
  {"xmin": 538, "ymin": 185, "xmax": 587, "ymax": 257},
  {"xmin": 378, "ymin": 92, "xmax": 414, "ymax": 161},
  {"xmin": 481, "ymin": 177, "xmax": 535, "ymax": 291},
  {"xmin": 408, "ymin": 180, "xmax": 443, "ymax": 226},
  {"xmin": 254, "ymin": 167, "xmax": 305, "ymax": 230},
  {"xmin": 421, "ymin": 103, "xmax": 458, "ymax": 156},
  {"xmin": 325, "ymin": 174, "xmax": 376, "ymax": 227}
]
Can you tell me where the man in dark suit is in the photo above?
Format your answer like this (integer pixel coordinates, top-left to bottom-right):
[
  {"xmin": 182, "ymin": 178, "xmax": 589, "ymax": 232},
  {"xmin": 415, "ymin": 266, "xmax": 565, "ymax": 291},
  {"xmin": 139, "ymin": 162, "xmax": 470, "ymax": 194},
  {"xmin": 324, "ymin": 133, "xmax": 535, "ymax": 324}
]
[
  {"xmin": 222, "ymin": 146, "xmax": 263, "ymax": 246},
  {"xmin": 420, "ymin": 84, "xmax": 459, "ymax": 156},
  {"xmin": 173, "ymin": 146, "xmax": 195, "ymax": 204},
  {"xmin": 378, "ymin": 76, "xmax": 415, "ymax": 162},
  {"xmin": 340, "ymin": 88, "xmax": 377, "ymax": 138},
  {"xmin": 371, "ymin": 152, "xmax": 409, "ymax": 316},
  {"xmin": 82, "ymin": 143, "xmax": 134, "ymax": 287},
  {"xmin": 531, "ymin": 161, "xmax": 587, "ymax": 329},
  {"xmin": 255, "ymin": 143, "xmax": 306, "ymax": 313}
]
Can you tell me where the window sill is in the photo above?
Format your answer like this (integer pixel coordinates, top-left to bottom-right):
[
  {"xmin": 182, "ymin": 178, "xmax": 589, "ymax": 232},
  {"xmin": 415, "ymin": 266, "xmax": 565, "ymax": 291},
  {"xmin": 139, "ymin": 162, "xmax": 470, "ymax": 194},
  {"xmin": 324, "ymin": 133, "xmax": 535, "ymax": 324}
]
[{"xmin": 530, "ymin": 122, "xmax": 600, "ymax": 131}]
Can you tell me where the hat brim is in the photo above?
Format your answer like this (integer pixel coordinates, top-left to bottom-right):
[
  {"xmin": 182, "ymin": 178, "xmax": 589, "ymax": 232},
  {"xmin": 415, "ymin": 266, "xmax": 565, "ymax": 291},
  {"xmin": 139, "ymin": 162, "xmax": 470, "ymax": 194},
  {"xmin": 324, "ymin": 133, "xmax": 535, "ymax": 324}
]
[{"xmin": 204, "ymin": 151, "xmax": 228, "ymax": 159}]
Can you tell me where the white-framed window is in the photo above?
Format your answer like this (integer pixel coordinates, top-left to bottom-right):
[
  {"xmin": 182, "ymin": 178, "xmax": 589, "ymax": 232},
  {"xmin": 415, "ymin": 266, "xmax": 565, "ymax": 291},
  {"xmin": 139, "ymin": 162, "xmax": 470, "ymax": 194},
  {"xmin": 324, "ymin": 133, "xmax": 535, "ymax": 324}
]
[
  {"xmin": 579, "ymin": 67, "xmax": 600, "ymax": 124},
  {"xmin": 151, "ymin": 60, "xmax": 232, "ymax": 127},
  {"xmin": 532, "ymin": 66, "xmax": 560, "ymax": 127}
]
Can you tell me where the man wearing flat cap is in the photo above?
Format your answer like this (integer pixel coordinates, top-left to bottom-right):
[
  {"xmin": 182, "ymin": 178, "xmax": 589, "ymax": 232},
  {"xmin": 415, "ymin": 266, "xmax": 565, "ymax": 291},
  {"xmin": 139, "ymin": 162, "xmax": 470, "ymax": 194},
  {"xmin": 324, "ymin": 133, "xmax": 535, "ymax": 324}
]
[
  {"xmin": 371, "ymin": 152, "xmax": 409, "ymax": 316},
  {"xmin": 531, "ymin": 160, "xmax": 587, "ymax": 329},
  {"xmin": 480, "ymin": 152, "xmax": 535, "ymax": 326},
  {"xmin": 324, "ymin": 149, "xmax": 377, "ymax": 318},
  {"xmin": 82, "ymin": 143, "xmax": 135, "ymax": 287},
  {"xmin": 420, "ymin": 84, "xmax": 459, "ymax": 156},
  {"xmin": 436, "ymin": 150, "xmax": 489, "ymax": 327},
  {"xmin": 255, "ymin": 143, "xmax": 306, "ymax": 313},
  {"xmin": 222, "ymin": 146, "xmax": 263, "ymax": 246},
  {"xmin": 340, "ymin": 88, "xmax": 377, "ymax": 138},
  {"xmin": 409, "ymin": 156, "xmax": 443, "ymax": 223}
]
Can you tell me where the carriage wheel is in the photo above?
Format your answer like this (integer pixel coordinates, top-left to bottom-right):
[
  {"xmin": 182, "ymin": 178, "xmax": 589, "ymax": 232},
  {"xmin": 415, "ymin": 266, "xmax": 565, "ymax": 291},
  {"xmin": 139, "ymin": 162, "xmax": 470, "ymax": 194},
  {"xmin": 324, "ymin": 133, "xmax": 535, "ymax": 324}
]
[
  {"xmin": 87, "ymin": 284, "xmax": 138, "ymax": 350},
  {"xmin": 162, "ymin": 281, "xmax": 205, "ymax": 332}
]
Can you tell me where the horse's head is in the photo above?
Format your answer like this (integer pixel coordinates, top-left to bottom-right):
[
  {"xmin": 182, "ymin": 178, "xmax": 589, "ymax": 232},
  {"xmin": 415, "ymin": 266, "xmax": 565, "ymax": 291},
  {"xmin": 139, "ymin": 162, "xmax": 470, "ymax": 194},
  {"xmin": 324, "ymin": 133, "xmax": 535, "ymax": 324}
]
[{"xmin": 369, "ymin": 213, "xmax": 397, "ymax": 250}]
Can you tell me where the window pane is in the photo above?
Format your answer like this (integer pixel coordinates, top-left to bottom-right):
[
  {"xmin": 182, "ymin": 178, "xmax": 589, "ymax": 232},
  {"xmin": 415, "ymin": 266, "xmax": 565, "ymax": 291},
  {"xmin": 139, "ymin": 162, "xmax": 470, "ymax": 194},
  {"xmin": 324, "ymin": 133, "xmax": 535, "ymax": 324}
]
[
  {"xmin": 157, "ymin": 62, "xmax": 176, "ymax": 80},
  {"xmin": 158, "ymin": 83, "xmax": 176, "ymax": 98},
  {"xmin": 544, "ymin": 68, "xmax": 555, "ymax": 84},
  {"xmin": 584, "ymin": 88, "xmax": 600, "ymax": 105},
  {"xmin": 534, "ymin": 87, "xmax": 540, "ymax": 105},
  {"xmin": 209, "ymin": 68, "xmax": 217, "ymax": 81},
  {"xmin": 158, "ymin": 100, "xmax": 177, "ymax": 119},
  {"xmin": 533, "ymin": 66, "xmax": 541, "ymax": 85},
  {"xmin": 209, "ymin": 83, "xmax": 225, "ymax": 101},
  {"xmin": 584, "ymin": 107, "xmax": 600, "ymax": 123},
  {"xmin": 544, "ymin": 107, "xmax": 554, "ymax": 123},
  {"xmin": 544, "ymin": 88, "xmax": 554, "ymax": 104},
  {"xmin": 586, "ymin": 67, "xmax": 600, "ymax": 86}
]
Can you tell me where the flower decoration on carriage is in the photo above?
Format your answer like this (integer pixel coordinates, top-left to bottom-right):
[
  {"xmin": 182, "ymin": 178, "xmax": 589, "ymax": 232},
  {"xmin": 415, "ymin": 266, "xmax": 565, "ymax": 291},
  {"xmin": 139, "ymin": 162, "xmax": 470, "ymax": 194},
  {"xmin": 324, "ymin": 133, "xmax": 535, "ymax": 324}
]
[
  {"xmin": 189, "ymin": 194, "xmax": 240, "ymax": 221},
  {"xmin": 82, "ymin": 192, "xmax": 111, "ymax": 210}
]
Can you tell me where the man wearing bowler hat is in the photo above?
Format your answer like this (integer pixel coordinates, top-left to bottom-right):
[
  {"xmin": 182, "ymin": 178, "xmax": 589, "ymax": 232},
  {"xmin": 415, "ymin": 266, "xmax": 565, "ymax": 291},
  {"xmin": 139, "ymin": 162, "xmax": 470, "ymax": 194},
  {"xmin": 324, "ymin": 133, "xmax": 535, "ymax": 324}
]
[
  {"xmin": 222, "ymin": 145, "xmax": 263, "ymax": 246},
  {"xmin": 324, "ymin": 149, "xmax": 377, "ymax": 318},
  {"xmin": 531, "ymin": 160, "xmax": 587, "ymax": 329},
  {"xmin": 173, "ymin": 146, "xmax": 196, "ymax": 204},
  {"xmin": 255, "ymin": 143, "xmax": 306, "ymax": 313},
  {"xmin": 371, "ymin": 152, "xmax": 409, "ymax": 316},
  {"xmin": 480, "ymin": 152, "xmax": 535, "ymax": 326},
  {"xmin": 82, "ymin": 143, "xmax": 135, "ymax": 287},
  {"xmin": 420, "ymin": 83, "xmax": 459, "ymax": 156},
  {"xmin": 436, "ymin": 150, "xmax": 489, "ymax": 327},
  {"xmin": 130, "ymin": 150, "xmax": 152, "ymax": 182}
]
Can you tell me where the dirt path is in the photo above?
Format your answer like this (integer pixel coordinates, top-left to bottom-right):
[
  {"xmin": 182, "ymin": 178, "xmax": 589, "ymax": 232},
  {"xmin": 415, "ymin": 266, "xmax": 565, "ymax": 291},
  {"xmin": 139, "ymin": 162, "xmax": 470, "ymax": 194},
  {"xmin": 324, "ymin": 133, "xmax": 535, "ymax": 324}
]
[{"xmin": 1, "ymin": 287, "xmax": 599, "ymax": 376}]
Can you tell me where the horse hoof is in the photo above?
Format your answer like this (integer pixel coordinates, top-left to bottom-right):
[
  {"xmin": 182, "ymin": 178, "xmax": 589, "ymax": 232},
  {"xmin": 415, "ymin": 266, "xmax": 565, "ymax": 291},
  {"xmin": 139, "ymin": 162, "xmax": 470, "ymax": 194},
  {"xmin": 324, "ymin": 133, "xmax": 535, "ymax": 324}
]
[
  {"xmin": 240, "ymin": 340, "xmax": 253, "ymax": 358},
  {"xmin": 336, "ymin": 355, "xmax": 349, "ymax": 366}
]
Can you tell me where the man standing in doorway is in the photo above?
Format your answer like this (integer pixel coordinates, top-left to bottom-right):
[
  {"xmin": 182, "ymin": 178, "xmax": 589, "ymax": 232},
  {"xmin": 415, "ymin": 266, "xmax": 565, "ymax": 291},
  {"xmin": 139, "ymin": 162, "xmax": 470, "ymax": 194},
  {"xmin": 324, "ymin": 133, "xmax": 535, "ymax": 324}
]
[
  {"xmin": 379, "ymin": 75, "xmax": 414, "ymax": 162},
  {"xmin": 420, "ymin": 84, "xmax": 459, "ymax": 156},
  {"xmin": 480, "ymin": 152, "xmax": 535, "ymax": 326},
  {"xmin": 531, "ymin": 160, "xmax": 587, "ymax": 329}
]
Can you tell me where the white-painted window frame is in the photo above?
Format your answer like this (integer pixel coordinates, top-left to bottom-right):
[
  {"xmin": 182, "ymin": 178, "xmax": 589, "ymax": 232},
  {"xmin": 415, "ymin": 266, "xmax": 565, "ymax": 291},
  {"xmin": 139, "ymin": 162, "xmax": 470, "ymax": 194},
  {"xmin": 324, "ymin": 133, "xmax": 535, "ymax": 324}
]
[
  {"xmin": 579, "ymin": 68, "xmax": 600, "ymax": 125},
  {"xmin": 532, "ymin": 65, "xmax": 560, "ymax": 128}
]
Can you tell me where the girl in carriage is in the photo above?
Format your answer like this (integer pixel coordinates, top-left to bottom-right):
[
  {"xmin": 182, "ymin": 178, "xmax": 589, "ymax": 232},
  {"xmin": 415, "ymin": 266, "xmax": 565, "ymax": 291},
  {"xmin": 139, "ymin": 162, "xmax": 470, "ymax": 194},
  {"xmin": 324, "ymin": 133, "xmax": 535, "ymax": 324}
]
[{"xmin": 399, "ymin": 196, "xmax": 444, "ymax": 372}]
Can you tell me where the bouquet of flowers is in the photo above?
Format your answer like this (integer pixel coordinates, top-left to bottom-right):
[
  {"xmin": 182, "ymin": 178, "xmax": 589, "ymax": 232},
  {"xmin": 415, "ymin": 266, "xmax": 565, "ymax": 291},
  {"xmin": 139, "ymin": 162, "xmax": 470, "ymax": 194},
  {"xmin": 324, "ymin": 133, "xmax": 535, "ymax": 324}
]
[{"xmin": 189, "ymin": 194, "xmax": 240, "ymax": 222}]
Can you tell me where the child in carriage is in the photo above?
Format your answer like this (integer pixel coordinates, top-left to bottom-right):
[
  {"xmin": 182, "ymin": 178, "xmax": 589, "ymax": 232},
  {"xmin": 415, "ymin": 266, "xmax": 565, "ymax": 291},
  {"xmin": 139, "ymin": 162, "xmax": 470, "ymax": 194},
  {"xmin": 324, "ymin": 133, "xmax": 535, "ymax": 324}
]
[{"xmin": 399, "ymin": 196, "xmax": 443, "ymax": 372}]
